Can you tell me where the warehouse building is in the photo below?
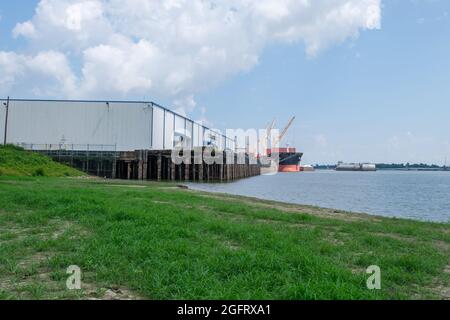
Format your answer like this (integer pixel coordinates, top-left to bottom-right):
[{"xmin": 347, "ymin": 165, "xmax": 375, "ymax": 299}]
[
  {"xmin": 0, "ymin": 98, "xmax": 260, "ymax": 181},
  {"xmin": 0, "ymin": 99, "xmax": 234, "ymax": 152}
]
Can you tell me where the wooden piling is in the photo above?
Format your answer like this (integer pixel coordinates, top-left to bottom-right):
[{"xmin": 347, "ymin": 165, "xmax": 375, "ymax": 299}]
[
  {"xmin": 157, "ymin": 155, "xmax": 162, "ymax": 181},
  {"xmin": 70, "ymin": 148, "xmax": 262, "ymax": 182},
  {"xmin": 199, "ymin": 163, "xmax": 204, "ymax": 181},
  {"xmin": 185, "ymin": 164, "xmax": 190, "ymax": 181}
]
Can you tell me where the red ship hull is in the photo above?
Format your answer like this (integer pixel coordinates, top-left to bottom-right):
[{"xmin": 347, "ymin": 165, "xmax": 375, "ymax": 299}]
[
  {"xmin": 279, "ymin": 164, "xmax": 300, "ymax": 172},
  {"xmin": 266, "ymin": 148, "xmax": 303, "ymax": 173}
]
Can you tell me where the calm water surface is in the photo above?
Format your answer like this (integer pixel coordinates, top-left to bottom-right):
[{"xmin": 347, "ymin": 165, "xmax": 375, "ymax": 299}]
[{"xmin": 188, "ymin": 170, "xmax": 450, "ymax": 222}]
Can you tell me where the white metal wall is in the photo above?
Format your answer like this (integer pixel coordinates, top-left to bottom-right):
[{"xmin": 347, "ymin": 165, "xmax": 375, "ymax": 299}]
[
  {"xmin": 186, "ymin": 120, "xmax": 193, "ymax": 148},
  {"xmin": 152, "ymin": 107, "xmax": 165, "ymax": 150},
  {"xmin": 1, "ymin": 99, "xmax": 232, "ymax": 152},
  {"xmin": 228, "ymin": 139, "xmax": 236, "ymax": 152},
  {"xmin": 164, "ymin": 112, "xmax": 174, "ymax": 149},
  {"xmin": 0, "ymin": 101, "xmax": 5, "ymax": 144},
  {"xmin": 193, "ymin": 123, "xmax": 201, "ymax": 147},
  {"xmin": 6, "ymin": 100, "xmax": 153, "ymax": 151}
]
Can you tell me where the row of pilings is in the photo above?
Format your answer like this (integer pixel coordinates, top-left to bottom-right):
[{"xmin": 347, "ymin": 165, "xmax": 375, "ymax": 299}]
[
  {"xmin": 38, "ymin": 148, "xmax": 261, "ymax": 182},
  {"xmin": 115, "ymin": 149, "xmax": 261, "ymax": 182}
]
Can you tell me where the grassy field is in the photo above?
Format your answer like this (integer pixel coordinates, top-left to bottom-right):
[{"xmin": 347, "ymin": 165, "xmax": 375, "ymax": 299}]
[
  {"xmin": 0, "ymin": 175, "xmax": 449, "ymax": 300},
  {"xmin": 0, "ymin": 145, "xmax": 83, "ymax": 177}
]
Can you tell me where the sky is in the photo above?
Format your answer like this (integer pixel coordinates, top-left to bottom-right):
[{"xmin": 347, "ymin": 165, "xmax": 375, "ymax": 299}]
[{"xmin": 0, "ymin": 0, "xmax": 449, "ymax": 165}]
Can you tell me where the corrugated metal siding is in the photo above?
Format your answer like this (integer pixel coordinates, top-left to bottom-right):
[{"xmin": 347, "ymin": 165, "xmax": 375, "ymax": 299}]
[
  {"xmin": 186, "ymin": 120, "xmax": 194, "ymax": 148},
  {"xmin": 174, "ymin": 115, "xmax": 184, "ymax": 134},
  {"xmin": 0, "ymin": 99, "xmax": 232, "ymax": 152},
  {"xmin": 229, "ymin": 139, "xmax": 236, "ymax": 152},
  {"xmin": 6, "ymin": 100, "xmax": 153, "ymax": 151},
  {"xmin": 193, "ymin": 123, "xmax": 201, "ymax": 147},
  {"xmin": 0, "ymin": 103, "xmax": 5, "ymax": 143},
  {"xmin": 164, "ymin": 112, "xmax": 174, "ymax": 150},
  {"xmin": 152, "ymin": 107, "xmax": 164, "ymax": 150}
]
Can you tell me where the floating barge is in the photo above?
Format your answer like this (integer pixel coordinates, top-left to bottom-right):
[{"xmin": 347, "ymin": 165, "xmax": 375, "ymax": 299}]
[{"xmin": 336, "ymin": 162, "xmax": 377, "ymax": 172}]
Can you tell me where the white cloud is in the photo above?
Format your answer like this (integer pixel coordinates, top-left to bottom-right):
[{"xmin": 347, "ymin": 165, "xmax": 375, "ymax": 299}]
[
  {"xmin": 0, "ymin": 51, "xmax": 77, "ymax": 96},
  {"xmin": 173, "ymin": 94, "xmax": 197, "ymax": 116},
  {"xmin": 197, "ymin": 109, "xmax": 213, "ymax": 128},
  {"xmin": 0, "ymin": 52, "xmax": 26, "ymax": 89},
  {"xmin": 13, "ymin": 21, "xmax": 37, "ymax": 39},
  {"xmin": 2, "ymin": 0, "xmax": 382, "ymax": 111}
]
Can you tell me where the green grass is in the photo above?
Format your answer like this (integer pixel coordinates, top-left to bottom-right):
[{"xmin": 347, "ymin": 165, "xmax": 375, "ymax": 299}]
[
  {"xmin": 0, "ymin": 145, "xmax": 83, "ymax": 177},
  {"xmin": 0, "ymin": 176, "xmax": 449, "ymax": 300}
]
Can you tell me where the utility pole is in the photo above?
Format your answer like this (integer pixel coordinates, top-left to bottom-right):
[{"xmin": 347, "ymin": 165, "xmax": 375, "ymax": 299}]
[{"xmin": 3, "ymin": 96, "xmax": 9, "ymax": 145}]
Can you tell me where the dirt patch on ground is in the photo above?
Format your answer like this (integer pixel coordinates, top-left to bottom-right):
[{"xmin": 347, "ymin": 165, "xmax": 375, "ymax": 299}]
[
  {"xmin": 210, "ymin": 234, "xmax": 242, "ymax": 252},
  {"xmin": 152, "ymin": 200, "xmax": 172, "ymax": 205},
  {"xmin": 107, "ymin": 184, "xmax": 148, "ymax": 189},
  {"xmin": 1, "ymin": 219, "xmax": 91, "ymax": 243},
  {"xmin": 254, "ymin": 218, "xmax": 317, "ymax": 231},
  {"xmin": 195, "ymin": 192, "xmax": 373, "ymax": 223},
  {"xmin": 17, "ymin": 252, "xmax": 52, "ymax": 269},
  {"xmin": 433, "ymin": 240, "xmax": 450, "ymax": 251},
  {"xmin": 425, "ymin": 264, "xmax": 450, "ymax": 300},
  {"xmin": 51, "ymin": 221, "xmax": 75, "ymax": 239},
  {"xmin": 82, "ymin": 283, "xmax": 143, "ymax": 300},
  {"xmin": 432, "ymin": 284, "xmax": 450, "ymax": 300},
  {"xmin": 0, "ymin": 251, "xmax": 56, "ymax": 298},
  {"xmin": 350, "ymin": 267, "xmax": 366, "ymax": 275},
  {"xmin": 0, "ymin": 219, "xmax": 126, "ymax": 299},
  {"xmin": 157, "ymin": 186, "xmax": 182, "ymax": 191},
  {"xmin": 97, "ymin": 288, "xmax": 142, "ymax": 300},
  {"xmin": 324, "ymin": 231, "xmax": 345, "ymax": 246},
  {"xmin": 0, "ymin": 274, "xmax": 143, "ymax": 300},
  {"xmin": 0, "ymin": 251, "xmax": 143, "ymax": 300},
  {"xmin": 370, "ymin": 232, "xmax": 417, "ymax": 243},
  {"xmin": 71, "ymin": 176, "xmax": 98, "ymax": 180}
]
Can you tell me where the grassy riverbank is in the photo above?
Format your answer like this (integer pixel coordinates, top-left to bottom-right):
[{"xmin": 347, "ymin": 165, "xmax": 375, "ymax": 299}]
[
  {"xmin": 0, "ymin": 145, "xmax": 83, "ymax": 177},
  {"xmin": 0, "ymin": 176, "xmax": 449, "ymax": 300}
]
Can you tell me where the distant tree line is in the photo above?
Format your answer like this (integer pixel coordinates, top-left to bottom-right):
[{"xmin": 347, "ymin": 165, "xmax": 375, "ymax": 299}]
[
  {"xmin": 313, "ymin": 164, "xmax": 336, "ymax": 170},
  {"xmin": 375, "ymin": 163, "xmax": 442, "ymax": 169}
]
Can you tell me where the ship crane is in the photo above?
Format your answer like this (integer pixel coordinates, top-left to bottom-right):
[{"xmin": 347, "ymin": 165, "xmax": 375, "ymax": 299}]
[
  {"xmin": 272, "ymin": 116, "xmax": 296, "ymax": 148},
  {"xmin": 265, "ymin": 118, "xmax": 276, "ymax": 140},
  {"xmin": 262, "ymin": 116, "xmax": 303, "ymax": 174},
  {"xmin": 258, "ymin": 118, "xmax": 276, "ymax": 154}
]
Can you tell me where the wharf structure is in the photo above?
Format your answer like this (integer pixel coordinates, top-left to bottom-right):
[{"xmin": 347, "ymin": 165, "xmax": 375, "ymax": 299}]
[{"xmin": 0, "ymin": 98, "xmax": 261, "ymax": 181}]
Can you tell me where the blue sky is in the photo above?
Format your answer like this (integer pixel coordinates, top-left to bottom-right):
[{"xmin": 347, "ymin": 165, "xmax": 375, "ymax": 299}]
[{"xmin": 1, "ymin": 1, "xmax": 450, "ymax": 164}]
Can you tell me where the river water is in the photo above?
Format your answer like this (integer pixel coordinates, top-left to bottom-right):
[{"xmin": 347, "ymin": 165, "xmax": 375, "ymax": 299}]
[{"xmin": 188, "ymin": 170, "xmax": 450, "ymax": 223}]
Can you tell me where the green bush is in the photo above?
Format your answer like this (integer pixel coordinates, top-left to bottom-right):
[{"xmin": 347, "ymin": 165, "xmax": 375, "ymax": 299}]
[
  {"xmin": 0, "ymin": 144, "xmax": 25, "ymax": 153},
  {"xmin": 33, "ymin": 167, "xmax": 46, "ymax": 177},
  {"xmin": 0, "ymin": 168, "xmax": 3, "ymax": 176}
]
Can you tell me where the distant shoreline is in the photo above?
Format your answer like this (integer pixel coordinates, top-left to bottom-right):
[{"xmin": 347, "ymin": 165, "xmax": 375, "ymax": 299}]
[
  {"xmin": 379, "ymin": 168, "xmax": 450, "ymax": 172},
  {"xmin": 314, "ymin": 168, "xmax": 450, "ymax": 172}
]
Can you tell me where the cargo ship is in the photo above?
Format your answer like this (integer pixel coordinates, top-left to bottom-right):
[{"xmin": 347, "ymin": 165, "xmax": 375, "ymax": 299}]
[
  {"xmin": 260, "ymin": 117, "xmax": 304, "ymax": 173},
  {"xmin": 267, "ymin": 148, "xmax": 303, "ymax": 172}
]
